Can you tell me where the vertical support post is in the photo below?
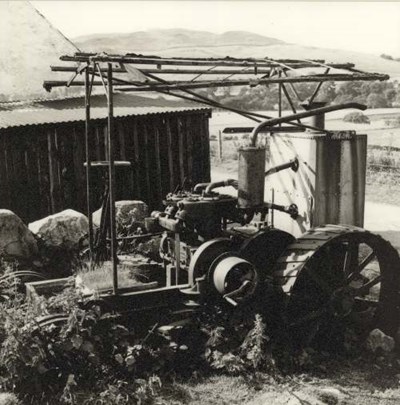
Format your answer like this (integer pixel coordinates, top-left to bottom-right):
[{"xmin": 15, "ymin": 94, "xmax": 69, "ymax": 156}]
[
  {"xmin": 278, "ymin": 70, "xmax": 282, "ymax": 127},
  {"xmin": 107, "ymin": 63, "xmax": 118, "ymax": 295},
  {"xmin": 174, "ymin": 233, "xmax": 180, "ymax": 285},
  {"xmin": 84, "ymin": 64, "xmax": 94, "ymax": 257},
  {"xmin": 271, "ymin": 188, "xmax": 275, "ymax": 228},
  {"xmin": 218, "ymin": 130, "xmax": 223, "ymax": 161}
]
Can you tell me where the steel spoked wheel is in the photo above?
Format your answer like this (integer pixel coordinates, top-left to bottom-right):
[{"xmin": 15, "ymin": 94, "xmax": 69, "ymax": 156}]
[{"xmin": 274, "ymin": 225, "xmax": 400, "ymax": 349}]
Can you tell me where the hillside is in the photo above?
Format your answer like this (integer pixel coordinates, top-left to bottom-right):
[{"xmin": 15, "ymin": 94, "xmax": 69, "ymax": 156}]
[
  {"xmin": 75, "ymin": 29, "xmax": 284, "ymax": 53},
  {"xmin": 74, "ymin": 29, "xmax": 400, "ymax": 79}
]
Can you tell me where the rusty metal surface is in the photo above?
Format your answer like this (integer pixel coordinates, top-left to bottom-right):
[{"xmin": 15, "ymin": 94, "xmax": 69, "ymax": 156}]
[
  {"xmin": 0, "ymin": 106, "xmax": 211, "ymax": 130},
  {"xmin": 238, "ymin": 147, "xmax": 266, "ymax": 209}
]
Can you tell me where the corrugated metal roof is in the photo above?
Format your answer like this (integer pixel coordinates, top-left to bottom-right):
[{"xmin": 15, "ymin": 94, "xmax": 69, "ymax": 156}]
[{"xmin": 0, "ymin": 106, "xmax": 211, "ymax": 129}]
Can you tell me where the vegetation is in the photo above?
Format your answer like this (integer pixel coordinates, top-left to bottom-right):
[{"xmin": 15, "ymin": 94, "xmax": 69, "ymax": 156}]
[
  {"xmin": 76, "ymin": 262, "xmax": 144, "ymax": 292},
  {"xmin": 380, "ymin": 54, "xmax": 400, "ymax": 62},
  {"xmin": 196, "ymin": 80, "xmax": 400, "ymax": 111},
  {"xmin": 343, "ymin": 112, "xmax": 370, "ymax": 124},
  {"xmin": 0, "ymin": 259, "xmax": 282, "ymax": 404}
]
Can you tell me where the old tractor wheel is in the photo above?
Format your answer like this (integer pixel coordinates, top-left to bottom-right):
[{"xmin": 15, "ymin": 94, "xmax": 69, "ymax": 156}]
[{"xmin": 274, "ymin": 224, "xmax": 400, "ymax": 350}]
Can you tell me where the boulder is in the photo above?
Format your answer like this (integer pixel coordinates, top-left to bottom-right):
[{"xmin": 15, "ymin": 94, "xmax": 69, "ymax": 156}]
[
  {"xmin": 366, "ymin": 328, "xmax": 395, "ymax": 353},
  {"xmin": 0, "ymin": 209, "xmax": 38, "ymax": 261},
  {"xmin": 0, "ymin": 393, "xmax": 19, "ymax": 405},
  {"xmin": 317, "ymin": 387, "xmax": 343, "ymax": 405},
  {"xmin": 92, "ymin": 200, "xmax": 148, "ymax": 232},
  {"xmin": 29, "ymin": 209, "xmax": 88, "ymax": 250}
]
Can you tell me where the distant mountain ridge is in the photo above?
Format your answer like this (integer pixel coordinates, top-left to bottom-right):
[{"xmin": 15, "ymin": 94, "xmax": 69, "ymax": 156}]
[
  {"xmin": 74, "ymin": 29, "xmax": 400, "ymax": 79},
  {"xmin": 74, "ymin": 29, "xmax": 285, "ymax": 53}
]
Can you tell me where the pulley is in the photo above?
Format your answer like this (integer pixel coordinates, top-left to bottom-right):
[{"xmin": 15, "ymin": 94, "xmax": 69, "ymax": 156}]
[{"xmin": 208, "ymin": 252, "xmax": 258, "ymax": 306}]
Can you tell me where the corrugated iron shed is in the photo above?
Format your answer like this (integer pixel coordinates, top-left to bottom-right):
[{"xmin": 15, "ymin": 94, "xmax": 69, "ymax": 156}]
[{"xmin": 0, "ymin": 106, "xmax": 211, "ymax": 130}]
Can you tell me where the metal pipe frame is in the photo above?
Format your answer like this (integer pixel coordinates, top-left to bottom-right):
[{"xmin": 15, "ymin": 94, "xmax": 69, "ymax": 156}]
[
  {"xmin": 250, "ymin": 102, "xmax": 367, "ymax": 146},
  {"xmin": 107, "ymin": 63, "xmax": 118, "ymax": 295},
  {"xmin": 44, "ymin": 71, "xmax": 388, "ymax": 92},
  {"xmin": 84, "ymin": 63, "xmax": 94, "ymax": 257},
  {"xmin": 60, "ymin": 53, "xmax": 355, "ymax": 69}
]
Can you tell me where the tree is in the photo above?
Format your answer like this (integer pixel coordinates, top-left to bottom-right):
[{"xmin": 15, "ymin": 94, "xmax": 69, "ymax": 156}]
[{"xmin": 366, "ymin": 93, "xmax": 388, "ymax": 108}]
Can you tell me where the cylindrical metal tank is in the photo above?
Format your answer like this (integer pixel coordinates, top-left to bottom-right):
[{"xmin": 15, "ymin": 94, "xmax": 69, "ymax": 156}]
[
  {"xmin": 301, "ymin": 101, "xmax": 327, "ymax": 130},
  {"xmin": 238, "ymin": 146, "xmax": 266, "ymax": 209}
]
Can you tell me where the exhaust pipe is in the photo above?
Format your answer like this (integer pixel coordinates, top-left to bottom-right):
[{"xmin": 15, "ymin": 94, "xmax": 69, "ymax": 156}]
[{"xmin": 250, "ymin": 102, "xmax": 367, "ymax": 146}]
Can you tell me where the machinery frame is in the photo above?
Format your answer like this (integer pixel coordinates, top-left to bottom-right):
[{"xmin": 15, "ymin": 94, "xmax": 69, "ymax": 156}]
[{"xmin": 44, "ymin": 53, "xmax": 389, "ymax": 296}]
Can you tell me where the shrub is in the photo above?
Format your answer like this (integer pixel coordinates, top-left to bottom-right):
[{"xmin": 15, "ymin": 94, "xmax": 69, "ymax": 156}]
[
  {"xmin": 0, "ymin": 284, "xmax": 174, "ymax": 403},
  {"xmin": 343, "ymin": 112, "xmax": 370, "ymax": 124},
  {"xmin": 200, "ymin": 306, "xmax": 277, "ymax": 376}
]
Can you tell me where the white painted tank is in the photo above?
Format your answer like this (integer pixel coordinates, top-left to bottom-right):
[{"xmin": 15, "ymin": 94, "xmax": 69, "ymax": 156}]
[{"xmin": 266, "ymin": 130, "xmax": 367, "ymax": 237}]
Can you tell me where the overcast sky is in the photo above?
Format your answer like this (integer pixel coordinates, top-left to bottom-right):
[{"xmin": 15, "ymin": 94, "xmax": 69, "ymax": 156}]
[{"xmin": 31, "ymin": 1, "xmax": 400, "ymax": 56}]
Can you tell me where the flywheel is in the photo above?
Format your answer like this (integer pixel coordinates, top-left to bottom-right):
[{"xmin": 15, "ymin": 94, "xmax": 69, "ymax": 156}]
[{"xmin": 273, "ymin": 224, "xmax": 400, "ymax": 349}]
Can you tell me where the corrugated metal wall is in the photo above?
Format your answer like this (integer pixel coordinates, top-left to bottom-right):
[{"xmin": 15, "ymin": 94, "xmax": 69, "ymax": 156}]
[{"xmin": 0, "ymin": 110, "xmax": 211, "ymax": 223}]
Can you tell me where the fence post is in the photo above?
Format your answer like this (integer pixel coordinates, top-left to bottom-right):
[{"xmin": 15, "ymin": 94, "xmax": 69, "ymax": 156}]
[{"xmin": 218, "ymin": 130, "xmax": 223, "ymax": 161}]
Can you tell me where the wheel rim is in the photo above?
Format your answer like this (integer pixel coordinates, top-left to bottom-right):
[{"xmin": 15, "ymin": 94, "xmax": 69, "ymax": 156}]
[{"xmin": 278, "ymin": 227, "xmax": 400, "ymax": 348}]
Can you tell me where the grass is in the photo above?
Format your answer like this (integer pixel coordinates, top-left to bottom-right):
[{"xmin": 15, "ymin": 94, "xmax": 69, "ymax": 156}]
[
  {"xmin": 76, "ymin": 261, "xmax": 146, "ymax": 292},
  {"xmin": 159, "ymin": 375, "xmax": 258, "ymax": 405},
  {"xmin": 159, "ymin": 356, "xmax": 400, "ymax": 405},
  {"xmin": 366, "ymin": 169, "xmax": 400, "ymax": 206}
]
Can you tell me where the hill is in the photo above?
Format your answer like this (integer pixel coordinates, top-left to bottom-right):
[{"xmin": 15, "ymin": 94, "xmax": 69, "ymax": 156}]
[
  {"xmin": 74, "ymin": 29, "xmax": 400, "ymax": 79},
  {"xmin": 75, "ymin": 29, "xmax": 284, "ymax": 53}
]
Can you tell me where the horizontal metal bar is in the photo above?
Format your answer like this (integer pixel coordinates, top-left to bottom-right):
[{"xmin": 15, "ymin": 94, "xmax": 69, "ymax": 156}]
[
  {"xmin": 116, "ymin": 73, "xmax": 389, "ymax": 92},
  {"xmin": 75, "ymin": 52, "xmax": 327, "ymax": 64},
  {"xmin": 60, "ymin": 54, "xmax": 355, "ymax": 70},
  {"xmin": 108, "ymin": 232, "xmax": 164, "ymax": 241},
  {"xmin": 51, "ymin": 65, "xmax": 126, "ymax": 73},
  {"xmin": 51, "ymin": 65, "xmax": 355, "ymax": 74},
  {"xmin": 222, "ymin": 126, "xmax": 305, "ymax": 133}
]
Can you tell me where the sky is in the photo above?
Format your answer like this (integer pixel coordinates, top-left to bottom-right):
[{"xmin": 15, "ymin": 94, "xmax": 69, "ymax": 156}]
[{"xmin": 31, "ymin": 1, "xmax": 400, "ymax": 56}]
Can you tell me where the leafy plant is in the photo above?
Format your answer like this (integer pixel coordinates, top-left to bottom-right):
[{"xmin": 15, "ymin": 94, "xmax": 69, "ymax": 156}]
[
  {"xmin": 0, "ymin": 283, "xmax": 176, "ymax": 403},
  {"xmin": 201, "ymin": 307, "xmax": 277, "ymax": 376}
]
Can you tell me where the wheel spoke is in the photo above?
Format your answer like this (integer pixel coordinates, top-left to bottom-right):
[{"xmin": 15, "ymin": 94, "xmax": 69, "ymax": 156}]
[
  {"xmin": 356, "ymin": 275, "xmax": 382, "ymax": 296},
  {"xmin": 343, "ymin": 241, "xmax": 358, "ymax": 278},
  {"xmin": 354, "ymin": 297, "xmax": 379, "ymax": 308},
  {"xmin": 347, "ymin": 251, "xmax": 376, "ymax": 283}
]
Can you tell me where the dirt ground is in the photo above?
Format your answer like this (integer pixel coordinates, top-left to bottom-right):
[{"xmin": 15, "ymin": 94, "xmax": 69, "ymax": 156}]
[{"xmin": 164, "ymin": 357, "xmax": 400, "ymax": 405}]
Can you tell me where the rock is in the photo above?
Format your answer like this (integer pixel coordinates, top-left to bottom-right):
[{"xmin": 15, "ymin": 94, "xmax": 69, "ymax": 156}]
[
  {"xmin": 29, "ymin": 209, "xmax": 88, "ymax": 250},
  {"xmin": 92, "ymin": 200, "xmax": 148, "ymax": 232},
  {"xmin": 366, "ymin": 328, "xmax": 395, "ymax": 353},
  {"xmin": 317, "ymin": 387, "xmax": 342, "ymax": 405},
  {"xmin": 0, "ymin": 392, "xmax": 20, "ymax": 405},
  {"xmin": 0, "ymin": 209, "xmax": 38, "ymax": 261}
]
